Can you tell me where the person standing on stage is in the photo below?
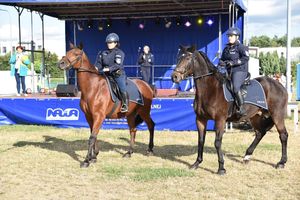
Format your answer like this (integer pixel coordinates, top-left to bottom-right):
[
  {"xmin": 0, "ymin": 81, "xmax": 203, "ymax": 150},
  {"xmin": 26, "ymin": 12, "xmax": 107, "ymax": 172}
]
[
  {"xmin": 138, "ymin": 45, "xmax": 154, "ymax": 85},
  {"xmin": 9, "ymin": 45, "xmax": 30, "ymax": 96}
]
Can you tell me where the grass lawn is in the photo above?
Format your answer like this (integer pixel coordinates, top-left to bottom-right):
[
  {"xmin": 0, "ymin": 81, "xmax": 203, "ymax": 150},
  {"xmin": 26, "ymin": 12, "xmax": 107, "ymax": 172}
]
[{"xmin": 0, "ymin": 121, "xmax": 299, "ymax": 200}]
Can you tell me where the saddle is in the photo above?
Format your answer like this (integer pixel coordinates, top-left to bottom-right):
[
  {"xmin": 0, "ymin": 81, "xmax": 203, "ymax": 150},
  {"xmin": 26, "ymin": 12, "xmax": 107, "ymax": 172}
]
[
  {"xmin": 223, "ymin": 74, "xmax": 268, "ymax": 116},
  {"xmin": 105, "ymin": 75, "xmax": 144, "ymax": 105},
  {"xmin": 225, "ymin": 72, "xmax": 251, "ymax": 100}
]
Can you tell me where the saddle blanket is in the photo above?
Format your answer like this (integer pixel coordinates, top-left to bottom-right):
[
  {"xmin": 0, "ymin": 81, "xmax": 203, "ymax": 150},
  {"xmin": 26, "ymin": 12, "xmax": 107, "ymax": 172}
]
[
  {"xmin": 106, "ymin": 77, "xmax": 144, "ymax": 106},
  {"xmin": 223, "ymin": 79, "xmax": 268, "ymax": 110}
]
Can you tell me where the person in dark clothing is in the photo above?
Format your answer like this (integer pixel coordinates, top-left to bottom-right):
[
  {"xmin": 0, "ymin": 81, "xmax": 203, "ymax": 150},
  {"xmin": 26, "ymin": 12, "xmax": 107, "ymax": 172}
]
[
  {"xmin": 138, "ymin": 45, "xmax": 154, "ymax": 85},
  {"xmin": 94, "ymin": 33, "xmax": 128, "ymax": 113},
  {"xmin": 218, "ymin": 27, "xmax": 249, "ymax": 115}
]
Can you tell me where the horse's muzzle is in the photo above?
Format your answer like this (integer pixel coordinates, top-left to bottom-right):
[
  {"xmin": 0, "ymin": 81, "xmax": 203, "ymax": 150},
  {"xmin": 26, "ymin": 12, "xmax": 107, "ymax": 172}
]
[
  {"xmin": 171, "ymin": 72, "xmax": 183, "ymax": 83},
  {"xmin": 57, "ymin": 60, "xmax": 68, "ymax": 70}
]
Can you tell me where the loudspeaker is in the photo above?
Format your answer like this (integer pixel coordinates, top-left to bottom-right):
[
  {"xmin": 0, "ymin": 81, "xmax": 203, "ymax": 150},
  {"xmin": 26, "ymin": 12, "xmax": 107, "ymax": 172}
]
[{"xmin": 56, "ymin": 84, "xmax": 78, "ymax": 97}]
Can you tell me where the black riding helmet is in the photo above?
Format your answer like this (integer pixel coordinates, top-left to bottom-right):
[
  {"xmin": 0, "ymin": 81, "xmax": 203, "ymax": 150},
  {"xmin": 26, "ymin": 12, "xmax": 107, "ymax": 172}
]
[
  {"xmin": 226, "ymin": 27, "xmax": 241, "ymax": 36},
  {"xmin": 106, "ymin": 33, "xmax": 119, "ymax": 43}
]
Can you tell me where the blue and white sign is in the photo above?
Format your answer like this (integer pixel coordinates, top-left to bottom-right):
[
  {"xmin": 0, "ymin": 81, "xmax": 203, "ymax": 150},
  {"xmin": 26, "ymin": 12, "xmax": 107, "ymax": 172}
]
[{"xmin": 0, "ymin": 98, "xmax": 214, "ymax": 131}]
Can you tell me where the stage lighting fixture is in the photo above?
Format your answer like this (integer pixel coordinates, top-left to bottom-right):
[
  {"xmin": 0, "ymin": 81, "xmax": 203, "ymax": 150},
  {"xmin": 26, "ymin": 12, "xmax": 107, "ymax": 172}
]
[
  {"xmin": 87, "ymin": 19, "xmax": 93, "ymax": 29},
  {"xmin": 106, "ymin": 18, "xmax": 112, "ymax": 28},
  {"xmin": 206, "ymin": 19, "xmax": 214, "ymax": 26},
  {"xmin": 77, "ymin": 21, "xmax": 84, "ymax": 31},
  {"xmin": 139, "ymin": 21, "xmax": 145, "ymax": 29},
  {"xmin": 155, "ymin": 17, "xmax": 160, "ymax": 25},
  {"xmin": 164, "ymin": 18, "xmax": 172, "ymax": 28},
  {"xmin": 175, "ymin": 16, "xmax": 181, "ymax": 26},
  {"xmin": 126, "ymin": 18, "xmax": 131, "ymax": 26},
  {"xmin": 184, "ymin": 19, "xmax": 191, "ymax": 27},
  {"xmin": 196, "ymin": 16, "xmax": 204, "ymax": 25},
  {"xmin": 98, "ymin": 20, "xmax": 104, "ymax": 31}
]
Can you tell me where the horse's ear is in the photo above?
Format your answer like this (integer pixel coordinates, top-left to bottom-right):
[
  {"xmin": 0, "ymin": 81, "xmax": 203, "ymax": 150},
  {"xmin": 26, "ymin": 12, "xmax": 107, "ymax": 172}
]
[
  {"xmin": 188, "ymin": 45, "xmax": 197, "ymax": 53},
  {"xmin": 179, "ymin": 45, "xmax": 187, "ymax": 52},
  {"xmin": 69, "ymin": 42, "xmax": 75, "ymax": 49},
  {"xmin": 78, "ymin": 42, "xmax": 83, "ymax": 50}
]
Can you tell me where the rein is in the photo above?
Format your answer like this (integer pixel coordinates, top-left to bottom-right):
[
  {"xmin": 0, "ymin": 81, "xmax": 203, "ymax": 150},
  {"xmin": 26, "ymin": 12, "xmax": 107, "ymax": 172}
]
[
  {"xmin": 176, "ymin": 51, "xmax": 214, "ymax": 80},
  {"xmin": 64, "ymin": 49, "xmax": 99, "ymax": 75}
]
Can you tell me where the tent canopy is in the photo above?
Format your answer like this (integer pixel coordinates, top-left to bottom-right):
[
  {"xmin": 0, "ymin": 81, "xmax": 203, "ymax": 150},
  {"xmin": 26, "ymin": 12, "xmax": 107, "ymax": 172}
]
[{"xmin": 0, "ymin": 0, "xmax": 246, "ymax": 20}]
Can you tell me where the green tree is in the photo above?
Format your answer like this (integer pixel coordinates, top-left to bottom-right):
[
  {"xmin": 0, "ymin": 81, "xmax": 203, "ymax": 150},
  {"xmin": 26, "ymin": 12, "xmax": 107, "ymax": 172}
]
[
  {"xmin": 279, "ymin": 52, "xmax": 286, "ymax": 75},
  {"xmin": 292, "ymin": 37, "xmax": 300, "ymax": 47},
  {"xmin": 32, "ymin": 51, "xmax": 63, "ymax": 78},
  {"xmin": 271, "ymin": 51, "xmax": 280, "ymax": 73},
  {"xmin": 249, "ymin": 35, "xmax": 271, "ymax": 47},
  {"xmin": 0, "ymin": 53, "xmax": 11, "ymax": 70}
]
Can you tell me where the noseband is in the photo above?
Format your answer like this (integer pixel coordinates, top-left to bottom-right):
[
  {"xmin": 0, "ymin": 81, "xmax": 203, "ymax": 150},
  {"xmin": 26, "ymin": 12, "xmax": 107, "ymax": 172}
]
[{"xmin": 175, "ymin": 52, "xmax": 213, "ymax": 80}]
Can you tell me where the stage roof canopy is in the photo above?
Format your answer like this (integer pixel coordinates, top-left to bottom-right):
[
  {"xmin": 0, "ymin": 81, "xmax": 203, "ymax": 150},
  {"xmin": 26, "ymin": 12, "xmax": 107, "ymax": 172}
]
[{"xmin": 0, "ymin": 0, "xmax": 247, "ymax": 20}]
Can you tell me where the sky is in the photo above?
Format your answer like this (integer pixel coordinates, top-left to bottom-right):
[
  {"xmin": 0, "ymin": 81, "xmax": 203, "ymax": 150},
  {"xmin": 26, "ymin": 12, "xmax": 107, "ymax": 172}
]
[{"xmin": 0, "ymin": 0, "xmax": 299, "ymax": 56}]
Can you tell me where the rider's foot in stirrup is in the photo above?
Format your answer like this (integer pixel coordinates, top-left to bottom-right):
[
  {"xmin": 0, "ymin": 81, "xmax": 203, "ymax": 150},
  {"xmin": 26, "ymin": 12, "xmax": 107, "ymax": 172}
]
[{"xmin": 121, "ymin": 105, "xmax": 128, "ymax": 113}]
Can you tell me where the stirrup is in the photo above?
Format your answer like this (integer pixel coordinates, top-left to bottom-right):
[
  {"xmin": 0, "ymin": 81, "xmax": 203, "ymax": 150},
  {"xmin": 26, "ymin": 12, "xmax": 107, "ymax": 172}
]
[{"xmin": 120, "ymin": 105, "xmax": 128, "ymax": 113}]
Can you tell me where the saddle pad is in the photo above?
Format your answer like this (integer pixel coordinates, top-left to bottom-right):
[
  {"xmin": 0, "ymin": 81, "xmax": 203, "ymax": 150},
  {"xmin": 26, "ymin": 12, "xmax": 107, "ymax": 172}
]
[
  {"xmin": 106, "ymin": 77, "xmax": 144, "ymax": 106},
  {"xmin": 223, "ymin": 79, "xmax": 268, "ymax": 110}
]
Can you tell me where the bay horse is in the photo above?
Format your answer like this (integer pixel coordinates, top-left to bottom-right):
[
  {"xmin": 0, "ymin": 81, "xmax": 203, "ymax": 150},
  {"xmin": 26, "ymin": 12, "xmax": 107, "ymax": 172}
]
[
  {"xmin": 171, "ymin": 45, "xmax": 288, "ymax": 175},
  {"xmin": 58, "ymin": 43, "xmax": 155, "ymax": 168}
]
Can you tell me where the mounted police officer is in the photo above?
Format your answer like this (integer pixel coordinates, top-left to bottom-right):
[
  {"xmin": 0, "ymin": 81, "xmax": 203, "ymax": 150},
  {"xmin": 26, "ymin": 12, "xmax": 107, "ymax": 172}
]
[
  {"xmin": 219, "ymin": 27, "xmax": 249, "ymax": 115},
  {"xmin": 95, "ymin": 33, "xmax": 128, "ymax": 113}
]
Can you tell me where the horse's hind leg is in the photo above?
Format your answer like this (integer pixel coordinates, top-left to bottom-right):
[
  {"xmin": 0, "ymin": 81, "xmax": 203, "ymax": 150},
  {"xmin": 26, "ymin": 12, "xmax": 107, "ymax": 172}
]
[
  {"xmin": 273, "ymin": 118, "xmax": 288, "ymax": 168},
  {"xmin": 138, "ymin": 111, "xmax": 155, "ymax": 155},
  {"xmin": 244, "ymin": 114, "xmax": 274, "ymax": 163},
  {"xmin": 123, "ymin": 114, "xmax": 137, "ymax": 158}
]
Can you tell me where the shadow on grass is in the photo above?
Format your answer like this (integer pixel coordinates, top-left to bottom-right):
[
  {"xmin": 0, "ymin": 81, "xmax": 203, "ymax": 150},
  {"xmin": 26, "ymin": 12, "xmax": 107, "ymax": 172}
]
[{"xmin": 12, "ymin": 135, "xmax": 276, "ymax": 172}]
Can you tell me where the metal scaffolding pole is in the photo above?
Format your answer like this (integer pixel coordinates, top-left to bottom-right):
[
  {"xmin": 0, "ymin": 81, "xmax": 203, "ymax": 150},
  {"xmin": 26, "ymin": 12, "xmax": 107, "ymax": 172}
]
[
  {"xmin": 14, "ymin": 6, "xmax": 24, "ymax": 45},
  {"xmin": 286, "ymin": 0, "xmax": 292, "ymax": 101},
  {"xmin": 30, "ymin": 11, "xmax": 36, "ymax": 93}
]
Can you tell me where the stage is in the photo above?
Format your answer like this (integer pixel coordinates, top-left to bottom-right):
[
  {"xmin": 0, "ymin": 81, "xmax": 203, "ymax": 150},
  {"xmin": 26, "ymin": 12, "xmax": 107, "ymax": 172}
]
[{"xmin": 0, "ymin": 94, "xmax": 215, "ymax": 131}]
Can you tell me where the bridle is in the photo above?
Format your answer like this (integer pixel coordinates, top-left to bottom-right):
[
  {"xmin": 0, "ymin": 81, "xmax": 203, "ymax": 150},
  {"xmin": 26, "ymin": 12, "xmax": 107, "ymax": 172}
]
[
  {"xmin": 175, "ymin": 51, "xmax": 214, "ymax": 80},
  {"xmin": 61, "ymin": 49, "xmax": 98, "ymax": 74}
]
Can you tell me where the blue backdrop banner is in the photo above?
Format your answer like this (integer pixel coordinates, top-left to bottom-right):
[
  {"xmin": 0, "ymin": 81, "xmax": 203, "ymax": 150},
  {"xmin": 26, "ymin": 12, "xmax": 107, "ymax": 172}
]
[{"xmin": 0, "ymin": 98, "xmax": 215, "ymax": 131}]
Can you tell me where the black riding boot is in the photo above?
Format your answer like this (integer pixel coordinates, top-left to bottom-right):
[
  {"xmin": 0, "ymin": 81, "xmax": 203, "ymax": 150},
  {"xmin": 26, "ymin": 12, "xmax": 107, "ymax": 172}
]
[
  {"xmin": 120, "ymin": 92, "xmax": 129, "ymax": 113},
  {"xmin": 235, "ymin": 90, "xmax": 246, "ymax": 116}
]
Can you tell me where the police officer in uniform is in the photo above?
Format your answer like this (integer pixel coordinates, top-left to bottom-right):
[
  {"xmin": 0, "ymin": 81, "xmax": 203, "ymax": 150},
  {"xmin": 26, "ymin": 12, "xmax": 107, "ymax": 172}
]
[
  {"xmin": 95, "ymin": 33, "xmax": 128, "ymax": 113},
  {"xmin": 219, "ymin": 27, "xmax": 249, "ymax": 115},
  {"xmin": 138, "ymin": 45, "xmax": 154, "ymax": 85}
]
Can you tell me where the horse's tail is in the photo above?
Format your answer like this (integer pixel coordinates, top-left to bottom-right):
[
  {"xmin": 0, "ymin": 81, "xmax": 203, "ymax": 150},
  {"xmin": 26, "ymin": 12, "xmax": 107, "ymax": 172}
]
[{"xmin": 134, "ymin": 114, "xmax": 144, "ymax": 127}]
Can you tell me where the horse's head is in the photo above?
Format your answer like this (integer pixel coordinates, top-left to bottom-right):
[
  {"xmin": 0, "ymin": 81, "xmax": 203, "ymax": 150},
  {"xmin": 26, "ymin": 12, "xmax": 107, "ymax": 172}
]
[
  {"xmin": 171, "ymin": 45, "xmax": 196, "ymax": 83},
  {"xmin": 58, "ymin": 42, "xmax": 84, "ymax": 70}
]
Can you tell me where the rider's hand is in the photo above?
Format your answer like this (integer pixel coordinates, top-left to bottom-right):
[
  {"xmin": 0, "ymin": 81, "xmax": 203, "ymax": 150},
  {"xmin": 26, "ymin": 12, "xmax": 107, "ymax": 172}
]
[{"xmin": 225, "ymin": 60, "xmax": 234, "ymax": 67}]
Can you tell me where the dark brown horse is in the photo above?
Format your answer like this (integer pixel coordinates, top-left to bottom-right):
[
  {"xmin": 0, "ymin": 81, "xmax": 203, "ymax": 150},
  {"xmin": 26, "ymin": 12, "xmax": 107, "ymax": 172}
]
[
  {"xmin": 171, "ymin": 45, "xmax": 288, "ymax": 175},
  {"xmin": 58, "ymin": 43, "xmax": 155, "ymax": 167}
]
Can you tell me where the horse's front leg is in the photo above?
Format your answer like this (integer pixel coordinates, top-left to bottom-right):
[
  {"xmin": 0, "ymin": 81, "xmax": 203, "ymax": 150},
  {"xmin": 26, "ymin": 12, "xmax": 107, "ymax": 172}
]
[
  {"xmin": 214, "ymin": 120, "xmax": 226, "ymax": 175},
  {"xmin": 81, "ymin": 114, "xmax": 105, "ymax": 168},
  {"xmin": 190, "ymin": 116, "xmax": 207, "ymax": 169}
]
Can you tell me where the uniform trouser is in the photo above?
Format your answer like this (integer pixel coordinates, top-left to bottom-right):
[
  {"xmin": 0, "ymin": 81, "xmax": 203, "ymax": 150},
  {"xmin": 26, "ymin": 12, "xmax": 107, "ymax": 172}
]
[
  {"xmin": 114, "ymin": 72, "xmax": 127, "ymax": 93},
  {"xmin": 231, "ymin": 71, "xmax": 248, "ymax": 93},
  {"xmin": 140, "ymin": 66, "xmax": 151, "ymax": 84},
  {"xmin": 15, "ymin": 69, "xmax": 26, "ymax": 94}
]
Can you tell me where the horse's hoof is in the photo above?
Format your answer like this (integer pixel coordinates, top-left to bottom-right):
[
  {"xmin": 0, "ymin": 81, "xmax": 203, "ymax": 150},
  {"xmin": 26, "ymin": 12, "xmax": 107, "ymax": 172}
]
[
  {"xmin": 243, "ymin": 159, "xmax": 250, "ymax": 164},
  {"xmin": 189, "ymin": 162, "xmax": 200, "ymax": 170},
  {"xmin": 90, "ymin": 158, "xmax": 97, "ymax": 163},
  {"xmin": 217, "ymin": 169, "xmax": 226, "ymax": 175},
  {"xmin": 243, "ymin": 155, "xmax": 251, "ymax": 164},
  {"xmin": 147, "ymin": 150, "xmax": 154, "ymax": 156},
  {"xmin": 80, "ymin": 162, "xmax": 90, "ymax": 168},
  {"xmin": 275, "ymin": 163, "xmax": 285, "ymax": 169},
  {"xmin": 123, "ymin": 152, "xmax": 132, "ymax": 158}
]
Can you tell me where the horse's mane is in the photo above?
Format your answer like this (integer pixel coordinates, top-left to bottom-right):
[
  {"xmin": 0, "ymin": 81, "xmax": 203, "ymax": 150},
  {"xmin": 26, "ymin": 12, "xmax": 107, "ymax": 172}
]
[
  {"xmin": 197, "ymin": 51, "xmax": 217, "ymax": 72},
  {"xmin": 197, "ymin": 51, "xmax": 225, "ymax": 83}
]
